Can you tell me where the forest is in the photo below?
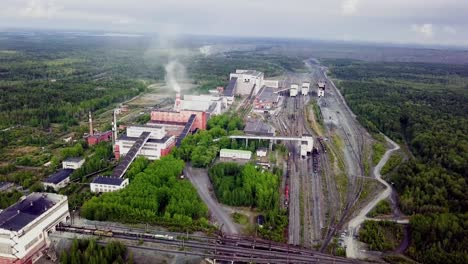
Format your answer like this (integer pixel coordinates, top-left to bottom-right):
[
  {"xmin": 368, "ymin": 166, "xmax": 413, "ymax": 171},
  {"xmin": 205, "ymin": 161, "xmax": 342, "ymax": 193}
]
[
  {"xmin": 358, "ymin": 220, "xmax": 403, "ymax": 251},
  {"xmin": 60, "ymin": 239, "xmax": 133, "ymax": 264},
  {"xmin": 209, "ymin": 162, "xmax": 280, "ymax": 210},
  {"xmin": 81, "ymin": 155, "xmax": 210, "ymax": 231},
  {"xmin": 325, "ymin": 59, "xmax": 468, "ymax": 263},
  {"xmin": 209, "ymin": 162, "xmax": 287, "ymax": 241}
]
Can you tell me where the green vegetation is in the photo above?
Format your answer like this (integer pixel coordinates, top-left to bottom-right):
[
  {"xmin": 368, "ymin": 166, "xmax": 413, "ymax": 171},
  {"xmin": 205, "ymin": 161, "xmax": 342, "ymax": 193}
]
[
  {"xmin": 381, "ymin": 153, "xmax": 403, "ymax": 175},
  {"xmin": 232, "ymin": 212, "xmax": 249, "ymax": 225},
  {"xmin": 81, "ymin": 156, "xmax": 210, "ymax": 231},
  {"xmin": 359, "ymin": 220, "xmax": 403, "ymax": 251},
  {"xmin": 0, "ymin": 190, "xmax": 23, "ymax": 209},
  {"xmin": 372, "ymin": 142, "xmax": 385, "ymax": 165},
  {"xmin": 70, "ymin": 142, "xmax": 114, "ymax": 181},
  {"xmin": 209, "ymin": 162, "xmax": 287, "ymax": 242},
  {"xmin": 326, "ymin": 59, "xmax": 468, "ymax": 263},
  {"xmin": 209, "ymin": 162, "xmax": 280, "ymax": 210},
  {"xmin": 60, "ymin": 239, "xmax": 133, "ymax": 264},
  {"xmin": 368, "ymin": 200, "xmax": 392, "ymax": 217}
]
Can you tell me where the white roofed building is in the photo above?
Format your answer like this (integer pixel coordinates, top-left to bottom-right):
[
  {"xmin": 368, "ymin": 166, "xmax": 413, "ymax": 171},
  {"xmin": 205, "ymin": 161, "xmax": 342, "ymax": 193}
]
[{"xmin": 229, "ymin": 70, "xmax": 264, "ymax": 96}]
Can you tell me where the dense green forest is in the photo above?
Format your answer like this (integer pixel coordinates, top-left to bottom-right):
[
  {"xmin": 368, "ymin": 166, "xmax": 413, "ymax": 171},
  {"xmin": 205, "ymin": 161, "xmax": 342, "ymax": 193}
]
[
  {"xmin": 60, "ymin": 239, "xmax": 133, "ymax": 264},
  {"xmin": 81, "ymin": 155, "xmax": 210, "ymax": 231},
  {"xmin": 358, "ymin": 220, "xmax": 403, "ymax": 251},
  {"xmin": 209, "ymin": 162, "xmax": 280, "ymax": 210},
  {"xmin": 325, "ymin": 59, "xmax": 468, "ymax": 263},
  {"xmin": 209, "ymin": 162, "xmax": 287, "ymax": 241}
]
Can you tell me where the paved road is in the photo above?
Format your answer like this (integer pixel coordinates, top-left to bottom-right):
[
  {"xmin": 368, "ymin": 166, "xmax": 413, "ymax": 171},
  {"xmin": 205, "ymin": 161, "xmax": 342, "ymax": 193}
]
[
  {"xmin": 184, "ymin": 165, "xmax": 239, "ymax": 234},
  {"xmin": 345, "ymin": 136, "xmax": 400, "ymax": 259}
]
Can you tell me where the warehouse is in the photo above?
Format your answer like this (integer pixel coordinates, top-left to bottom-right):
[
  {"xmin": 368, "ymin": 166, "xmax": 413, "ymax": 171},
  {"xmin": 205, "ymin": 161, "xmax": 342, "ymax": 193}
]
[
  {"xmin": 62, "ymin": 157, "xmax": 85, "ymax": 170},
  {"xmin": 42, "ymin": 169, "xmax": 73, "ymax": 191},
  {"xmin": 317, "ymin": 81, "xmax": 325, "ymax": 97},
  {"xmin": 0, "ymin": 193, "xmax": 69, "ymax": 264},
  {"xmin": 90, "ymin": 176, "xmax": 129, "ymax": 193},
  {"xmin": 290, "ymin": 84, "xmax": 298, "ymax": 97},
  {"xmin": 220, "ymin": 149, "xmax": 252, "ymax": 160}
]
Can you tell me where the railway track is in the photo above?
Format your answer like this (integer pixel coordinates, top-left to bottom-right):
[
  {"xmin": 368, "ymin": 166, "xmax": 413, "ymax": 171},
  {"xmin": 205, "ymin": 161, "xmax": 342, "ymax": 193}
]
[{"xmin": 56, "ymin": 225, "xmax": 359, "ymax": 263}]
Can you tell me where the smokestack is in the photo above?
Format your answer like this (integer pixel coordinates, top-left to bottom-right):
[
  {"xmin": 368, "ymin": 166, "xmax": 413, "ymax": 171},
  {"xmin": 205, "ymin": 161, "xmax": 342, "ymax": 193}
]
[
  {"xmin": 88, "ymin": 111, "xmax": 93, "ymax": 136},
  {"xmin": 112, "ymin": 109, "xmax": 117, "ymax": 148},
  {"xmin": 175, "ymin": 93, "xmax": 181, "ymax": 112}
]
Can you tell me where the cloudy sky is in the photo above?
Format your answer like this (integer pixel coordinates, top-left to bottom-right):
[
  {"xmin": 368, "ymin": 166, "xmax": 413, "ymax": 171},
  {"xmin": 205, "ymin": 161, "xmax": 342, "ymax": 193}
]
[{"xmin": 1, "ymin": 0, "xmax": 467, "ymax": 47}]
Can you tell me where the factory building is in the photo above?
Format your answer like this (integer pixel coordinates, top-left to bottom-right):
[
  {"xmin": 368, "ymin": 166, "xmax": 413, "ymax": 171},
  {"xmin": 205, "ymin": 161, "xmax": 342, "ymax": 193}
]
[
  {"xmin": 317, "ymin": 82, "xmax": 325, "ymax": 97},
  {"xmin": 229, "ymin": 70, "xmax": 264, "ymax": 96},
  {"xmin": 301, "ymin": 82, "xmax": 310, "ymax": 95},
  {"xmin": 90, "ymin": 176, "xmax": 129, "ymax": 193},
  {"xmin": 300, "ymin": 135, "xmax": 314, "ymax": 157},
  {"xmin": 244, "ymin": 120, "xmax": 276, "ymax": 136},
  {"xmin": 114, "ymin": 125, "xmax": 176, "ymax": 160},
  {"xmin": 290, "ymin": 84, "xmax": 298, "ymax": 97},
  {"xmin": 62, "ymin": 157, "xmax": 85, "ymax": 170},
  {"xmin": 0, "ymin": 193, "xmax": 69, "ymax": 264},
  {"xmin": 178, "ymin": 94, "xmax": 227, "ymax": 116},
  {"xmin": 86, "ymin": 111, "xmax": 112, "ymax": 146},
  {"xmin": 151, "ymin": 110, "xmax": 207, "ymax": 131},
  {"xmin": 220, "ymin": 149, "xmax": 252, "ymax": 160},
  {"xmin": 42, "ymin": 169, "xmax": 73, "ymax": 191},
  {"xmin": 254, "ymin": 87, "xmax": 280, "ymax": 111},
  {"xmin": 223, "ymin": 77, "xmax": 237, "ymax": 104}
]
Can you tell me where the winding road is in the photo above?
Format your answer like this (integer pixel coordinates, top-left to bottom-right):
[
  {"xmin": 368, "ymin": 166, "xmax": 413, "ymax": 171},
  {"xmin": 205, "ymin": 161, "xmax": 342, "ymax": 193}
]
[{"xmin": 345, "ymin": 135, "xmax": 400, "ymax": 259}]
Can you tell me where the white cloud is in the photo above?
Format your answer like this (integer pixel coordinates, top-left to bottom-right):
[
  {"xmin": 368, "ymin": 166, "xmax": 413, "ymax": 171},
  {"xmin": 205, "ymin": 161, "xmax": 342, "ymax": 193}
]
[
  {"xmin": 20, "ymin": 0, "xmax": 62, "ymax": 19},
  {"xmin": 443, "ymin": 26, "xmax": 457, "ymax": 34},
  {"xmin": 341, "ymin": 0, "xmax": 360, "ymax": 15},
  {"xmin": 411, "ymin": 24, "xmax": 434, "ymax": 38}
]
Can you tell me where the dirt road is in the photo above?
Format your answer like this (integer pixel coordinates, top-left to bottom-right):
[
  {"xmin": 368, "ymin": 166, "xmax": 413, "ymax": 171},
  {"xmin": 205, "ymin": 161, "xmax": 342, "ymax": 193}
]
[
  {"xmin": 345, "ymin": 135, "xmax": 400, "ymax": 259},
  {"xmin": 184, "ymin": 165, "xmax": 239, "ymax": 234}
]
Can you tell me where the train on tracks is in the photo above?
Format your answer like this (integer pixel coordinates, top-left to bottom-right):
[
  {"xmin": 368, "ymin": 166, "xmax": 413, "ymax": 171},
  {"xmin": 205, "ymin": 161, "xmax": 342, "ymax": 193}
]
[{"xmin": 57, "ymin": 224, "xmax": 174, "ymax": 240}]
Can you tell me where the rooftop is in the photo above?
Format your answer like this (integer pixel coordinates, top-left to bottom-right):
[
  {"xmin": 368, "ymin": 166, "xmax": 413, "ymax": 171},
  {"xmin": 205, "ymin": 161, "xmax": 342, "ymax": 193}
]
[
  {"xmin": 220, "ymin": 149, "xmax": 252, "ymax": 155},
  {"xmin": 257, "ymin": 87, "xmax": 279, "ymax": 102},
  {"xmin": 0, "ymin": 193, "xmax": 66, "ymax": 232},
  {"xmin": 43, "ymin": 169, "xmax": 73, "ymax": 184},
  {"xmin": 224, "ymin": 77, "xmax": 237, "ymax": 97},
  {"xmin": 63, "ymin": 157, "xmax": 84, "ymax": 163},
  {"xmin": 92, "ymin": 176, "xmax": 126, "ymax": 186},
  {"xmin": 117, "ymin": 134, "xmax": 172, "ymax": 143},
  {"xmin": 244, "ymin": 120, "xmax": 275, "ymax": 136}
]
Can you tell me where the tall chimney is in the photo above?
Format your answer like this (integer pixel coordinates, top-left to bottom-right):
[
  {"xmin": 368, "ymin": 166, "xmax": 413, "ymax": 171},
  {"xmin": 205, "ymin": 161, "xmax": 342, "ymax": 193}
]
[
  {"xmin": 175, "ymin": 93, "xmax": 181, "ymax": 112},
  {"xmin": 112, "ymin": 109, "xmax": 117, "ymax": 148},
  {"xmin": 88, "ymin": 111, "xmax": 94, "ymax": 136}
]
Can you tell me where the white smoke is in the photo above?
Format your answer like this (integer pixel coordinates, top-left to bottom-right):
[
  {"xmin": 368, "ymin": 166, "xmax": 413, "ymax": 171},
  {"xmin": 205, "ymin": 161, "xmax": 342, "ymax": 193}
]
[
  {"xmin": 199, "ymin": 45, "xmax": 212, "ymax": 56},
  {"xmin": 164, "ymin": 60, "xmax": 187, "ymax": 93}
]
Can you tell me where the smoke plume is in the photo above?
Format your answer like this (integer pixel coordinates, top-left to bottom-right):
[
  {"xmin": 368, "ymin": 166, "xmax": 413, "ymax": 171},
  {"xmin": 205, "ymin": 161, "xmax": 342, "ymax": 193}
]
[{"xmin": 164, "ymin": 59, "xmax": 187, "ymax": 93}]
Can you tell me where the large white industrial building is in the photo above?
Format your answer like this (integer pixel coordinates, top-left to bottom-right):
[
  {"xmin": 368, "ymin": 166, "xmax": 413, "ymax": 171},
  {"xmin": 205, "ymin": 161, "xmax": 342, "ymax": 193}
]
[
  {"xmin": 229, "ymin": 70, "xmax": 264, "ymax": 96},
  {"xmin": 0, "ymin": 193, "xmax": 69, "ymax": 264},
  {"xmin": 300, "ymin": 135, "xmax": 314, "ymax": 157},
  {"xmin": 115, "ymin": 125, "xmax": 176, "ymax": 161},
  {"xmin": 179, "ymin": 94, "xmax": 227, "ymax": 115}
]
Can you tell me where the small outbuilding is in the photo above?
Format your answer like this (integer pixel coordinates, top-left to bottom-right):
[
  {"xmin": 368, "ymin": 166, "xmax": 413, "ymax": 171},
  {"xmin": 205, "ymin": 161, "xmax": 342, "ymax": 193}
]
[
  {"xmin": 220, "ymin": 149, "xmax": 252, "ymax": 160},
  {"xmin": 43, "ymin": 169, "xmax": 73, "ymax": 191},
  {"xmin": 62, "ymin": 157, "xmax": 85, "ymax": 170}
]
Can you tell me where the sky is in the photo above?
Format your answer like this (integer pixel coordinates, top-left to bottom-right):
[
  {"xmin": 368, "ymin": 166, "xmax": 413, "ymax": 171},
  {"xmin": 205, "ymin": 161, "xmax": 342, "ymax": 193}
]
[{"xmin": 1, "ymin": 0, "xmax": 468, "ymax": 47}]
